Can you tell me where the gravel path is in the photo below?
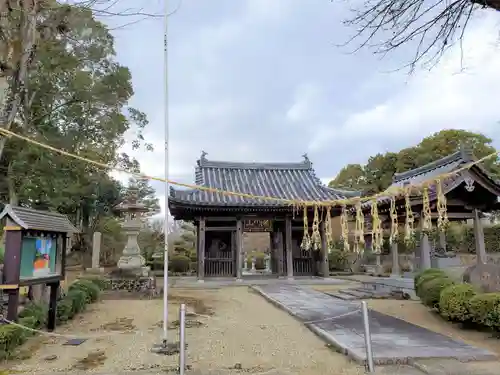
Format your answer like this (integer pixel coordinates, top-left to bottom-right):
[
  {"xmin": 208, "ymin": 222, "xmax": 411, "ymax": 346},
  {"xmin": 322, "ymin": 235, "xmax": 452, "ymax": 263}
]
[{"xmin": 6, "ymin": 287, "xmax": 366, "ymax": 375}]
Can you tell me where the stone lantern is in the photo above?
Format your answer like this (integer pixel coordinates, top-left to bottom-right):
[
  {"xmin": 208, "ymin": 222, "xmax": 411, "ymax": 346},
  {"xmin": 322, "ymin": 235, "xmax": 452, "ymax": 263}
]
[{"xmin": 115, "ymin": 187, "xmax": 150, "ymax": 277}]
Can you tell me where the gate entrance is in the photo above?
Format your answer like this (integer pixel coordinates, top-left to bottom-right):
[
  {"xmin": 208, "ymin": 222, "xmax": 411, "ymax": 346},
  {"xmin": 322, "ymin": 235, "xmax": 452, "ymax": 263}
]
[{"xmin": 204, "ymin": 231, "xmax": 235, "ymax": 277}]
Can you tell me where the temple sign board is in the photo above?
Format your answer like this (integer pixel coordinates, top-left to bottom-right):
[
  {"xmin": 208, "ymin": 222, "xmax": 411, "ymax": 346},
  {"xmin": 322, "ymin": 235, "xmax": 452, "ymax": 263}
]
[
  {"xmin": 0, "ymin": 205, "xmax": 78, "ymax": 330},
  {"xmin": 243, "ymin": 219, "xmax": 272, "ymax": 232}
]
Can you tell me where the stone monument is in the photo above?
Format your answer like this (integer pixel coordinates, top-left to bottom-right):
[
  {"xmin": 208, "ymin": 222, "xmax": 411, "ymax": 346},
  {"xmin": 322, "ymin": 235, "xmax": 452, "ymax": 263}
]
[
  {"xmin": 86, "ymin": 231, "xmax": 104, "ymax": 273},
  {"xmin": 115, "ymin": 187, "xmax": 150, "ymax": 277},
  {"xmin": 463, "ymin": 263, "xmax": 500, "ymax": 293}
]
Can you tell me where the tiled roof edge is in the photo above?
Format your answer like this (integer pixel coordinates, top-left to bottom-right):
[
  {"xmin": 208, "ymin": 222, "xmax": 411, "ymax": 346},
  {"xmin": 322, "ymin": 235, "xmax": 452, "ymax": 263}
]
[
  {"xmin": 196, "ymin": 158, "xmax": 312, "ymax": 170},
  {"xmin": 392, "ymin": 149, "xmax": 464, "ymax": 183}
]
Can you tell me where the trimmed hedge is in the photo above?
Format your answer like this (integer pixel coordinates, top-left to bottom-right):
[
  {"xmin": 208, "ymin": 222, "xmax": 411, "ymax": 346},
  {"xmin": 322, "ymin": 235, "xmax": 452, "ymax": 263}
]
[
  {"xmin": 169, "ymin": 254, "xmax": 191, "ymax": 273},
  {"xmin": 419, "ymin": 276, "xmax": 455, "ymax": 308},
  {"xmin": 439, "ymin": 283, "xmax": 477, "ymax": 322},
  {"xmin": 414, "ymin": 268, "xmax": 446, "ymax": 296},
  {"xmin": 416, "ymin": 269, "xmax": 500, "ymax": 334},
  {"xmin": 0, "ymin": 277, "xmax": 105, "ymax": 359},
  {"xmin": 468, "ymin": 293, "xmax": 500, "ymax": 331}
]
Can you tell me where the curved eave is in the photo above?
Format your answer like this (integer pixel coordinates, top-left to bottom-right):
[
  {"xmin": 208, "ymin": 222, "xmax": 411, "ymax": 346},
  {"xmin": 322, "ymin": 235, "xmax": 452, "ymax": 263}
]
[
  {"xmin": 392, "ymin": 151, "xmax": 462, "ymax": 183},
  {"xmin": 321, "ymin": 186, "xmax": 362, "ymax": 198}
]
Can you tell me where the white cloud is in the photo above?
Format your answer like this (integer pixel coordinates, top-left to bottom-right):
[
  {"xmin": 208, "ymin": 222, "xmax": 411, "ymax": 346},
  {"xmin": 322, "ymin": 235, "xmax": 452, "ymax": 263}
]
[
  {"xmin": 309, "ymin": 13, "xmax": 500, "ymax": 152},
  {"xmin": 286, "ymin": 83, "xmax": 324, "ymax": 124}
]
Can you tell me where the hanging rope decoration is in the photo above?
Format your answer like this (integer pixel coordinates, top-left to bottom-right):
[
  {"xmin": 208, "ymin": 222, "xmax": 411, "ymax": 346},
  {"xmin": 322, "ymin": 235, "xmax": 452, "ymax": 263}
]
[
  {"xmin": 421, "ymin": 185, "xmax": 432, "ymax": 232},
  {"xmin": 311, "ymin": 205, "xmax": 321, "ymax": 250},
  {"xmin": 389, "ymin": 196, "xmax": 399, "ymax": 245},
  {"xmin": 370, "ymin": 199, "xmax": 383, "ymax": 254},
  {"xmin": 340, "ymin": 205, "xmax": 350, "ymax": 252},
  {"xmin": 300, "ymin": 206, "xmax": 311, "ymax": 250},
  {"xmin": 354, "ymin": 199, "xmax": 365, "ymax": 254},
  {"xmin": 404, "ymin": 189, "xmax": 415, "ymax": 245},
  {"xmin": 436, "ymin": 179, "xmax": 449, "ymax": 231},
  {"xmin": 324, "ymin": 206, "xmax": 334, "ymax": 250}
]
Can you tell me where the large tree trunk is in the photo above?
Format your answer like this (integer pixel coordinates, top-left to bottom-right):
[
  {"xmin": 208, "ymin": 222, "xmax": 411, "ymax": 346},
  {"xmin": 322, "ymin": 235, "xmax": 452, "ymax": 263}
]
[{"xmin": 0, "ymin": 0, "xmax": 39, "ymax": 161}]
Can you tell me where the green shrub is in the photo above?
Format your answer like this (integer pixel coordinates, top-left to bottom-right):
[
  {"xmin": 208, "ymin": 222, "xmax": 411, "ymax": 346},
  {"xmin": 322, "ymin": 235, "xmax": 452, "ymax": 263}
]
[
  {"xmin": 413, "ymin": 268, "xmax": 445, "ymax": 296},
  {"xmin": 419, "ymin": 276, "xmax": 455, "ymax": 308},
  {"xmin": 0, "ymin": 278, "xmax": 104, "ymax": 360},
  {"xmin": 468, "ymin": 293, "xmax": 500, "ymax": 330},
  {"xmin": 18, "ymin": 316, "xmax": 38, "ymax": 332},
  {"xmin": 66, "ymin": 288, "xmax": 87, "ymax": 314},
  {"xmin": 18, "ymin": 302, "xmax": 47, "ymax": 328},
  {"xmin": 0, "ymin": 324, "xmax": 28, "ymax": 359},
  {"xmin": 439, "ymin": 283, "xmax": 477, "ymax": 321},
  {"xmin": 328, "ymin": 249, "xmax": 348, "ymax": 271},
  {"xmin": 56, "ymin": 298, "xmax": 74, "ymax": 323},
  {"xmin": 80, "ymin": 276, "xmax": 110, "ymax": 291},
  {"xmin": 415, "ymin": 269, "xmax": 446, "ymax": 297},
  {"xmin": 169, "ymin": 254, "xmax": 190, "ymax": 273},
  {"xmin": 70, "ymin": 279, "xmax": 100, "ymax": 302}
]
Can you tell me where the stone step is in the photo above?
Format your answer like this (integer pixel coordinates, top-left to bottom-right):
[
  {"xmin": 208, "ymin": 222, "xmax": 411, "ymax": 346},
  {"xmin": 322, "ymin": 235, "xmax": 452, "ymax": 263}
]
[
  {"xmin": 339, "ymin": 288, "xmax": 377, "ymax": 299},
  {"xmin": 324, "ymin": 291, "xmax": 359, "ymax": 300},
  {"xmin": 352, "ymin": 287, "xmax": 396, "ymax": 298}
]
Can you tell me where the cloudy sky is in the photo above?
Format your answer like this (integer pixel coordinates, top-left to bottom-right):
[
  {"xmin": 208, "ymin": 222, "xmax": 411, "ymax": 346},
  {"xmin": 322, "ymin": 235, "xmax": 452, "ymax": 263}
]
[{"xmin": 103, "ymin": 0, "xmax": 500, "ymax": 216}]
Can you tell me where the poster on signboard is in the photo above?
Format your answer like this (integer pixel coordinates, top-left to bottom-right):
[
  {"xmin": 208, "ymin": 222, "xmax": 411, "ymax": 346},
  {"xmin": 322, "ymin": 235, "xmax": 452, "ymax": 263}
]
[{"xmin": 20, "ymin": 237, "xmax": 58, "ymax": 280}]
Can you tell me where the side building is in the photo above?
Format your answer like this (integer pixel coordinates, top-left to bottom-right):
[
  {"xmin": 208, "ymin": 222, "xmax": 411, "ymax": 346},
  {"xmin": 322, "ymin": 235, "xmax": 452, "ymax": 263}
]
[{"xmin": 168, "ymin": 153, "xmax": 360, "ymax": 281}]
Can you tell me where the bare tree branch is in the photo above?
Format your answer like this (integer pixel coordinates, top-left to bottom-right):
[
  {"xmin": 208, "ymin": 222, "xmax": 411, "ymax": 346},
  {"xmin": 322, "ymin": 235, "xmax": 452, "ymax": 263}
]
[{"xmin": 341, "ymin": 0, "xmax": 496, "ymax": 72}]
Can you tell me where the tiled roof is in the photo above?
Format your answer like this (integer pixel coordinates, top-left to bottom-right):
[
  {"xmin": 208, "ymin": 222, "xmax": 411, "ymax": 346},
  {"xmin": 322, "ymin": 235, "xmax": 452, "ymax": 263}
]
[
  {"xmin": 391, "ymin": 148, "xmax": 472, "ymax": 188},
  {"xmin": 360, "ymin": 146, "xmax": 500, "ymax": 209},
  {"xmin": 169, "ymin": 154, "xmax": 361, "ymax": 209},
  {"xmin": 0, "ymin": 205, "xmax": 79, "ymax": 233}
]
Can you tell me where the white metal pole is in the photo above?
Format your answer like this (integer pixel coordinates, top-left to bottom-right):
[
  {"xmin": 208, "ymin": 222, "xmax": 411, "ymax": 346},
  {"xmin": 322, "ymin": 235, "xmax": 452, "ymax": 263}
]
[
  {"xmin": 361, "ymin": 301, "xmax": 375, "ymax": 373},
  {"xmin": 179, "ymin": 303, "xmax": 186, "ymax": 375},
  {"xmin": 162, "ymin": 0, "xmax": 170, "ymax": 345}
]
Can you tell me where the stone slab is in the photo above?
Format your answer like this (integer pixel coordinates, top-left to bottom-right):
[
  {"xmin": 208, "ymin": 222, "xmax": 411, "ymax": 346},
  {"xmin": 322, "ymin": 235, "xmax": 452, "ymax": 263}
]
[
  {"xmin": 253, "ymin": 284, "xmax": 496, "ymax": 365},
  {"xmin": 324, "ymin": 291, "xmax": 358, "ymax": 301}
]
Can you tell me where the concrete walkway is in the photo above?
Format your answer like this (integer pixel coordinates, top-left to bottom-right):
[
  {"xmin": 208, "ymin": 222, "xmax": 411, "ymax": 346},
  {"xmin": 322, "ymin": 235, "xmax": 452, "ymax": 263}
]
[{"xmin": 252, "ymin": 284, "xmax": 497, "ymax": 365}]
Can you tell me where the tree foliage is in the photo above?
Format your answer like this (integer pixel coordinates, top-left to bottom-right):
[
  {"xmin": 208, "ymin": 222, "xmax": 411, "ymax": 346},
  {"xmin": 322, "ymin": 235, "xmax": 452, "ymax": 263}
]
[
  {"xmin": 0, "ymin": 2, "xmax": 160, "ymax": 265},
  {"xmin": 329, "ymin": 129, "xmax": 500, "ymax": 194},
  {"xmin": 342, "ymin": 0, "xmax": 500, "ymax": 70}
]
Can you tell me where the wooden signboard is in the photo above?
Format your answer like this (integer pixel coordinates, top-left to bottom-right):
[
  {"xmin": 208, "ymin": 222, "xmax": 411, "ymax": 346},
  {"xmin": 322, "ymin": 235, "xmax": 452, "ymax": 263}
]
[{"xmin": 244, "ymin": 219, "xmax": 272, "ymax": 232}]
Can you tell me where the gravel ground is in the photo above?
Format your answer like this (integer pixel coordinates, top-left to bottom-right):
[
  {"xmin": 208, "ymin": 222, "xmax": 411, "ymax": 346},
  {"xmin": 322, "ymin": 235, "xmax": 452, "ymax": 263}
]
[{"xmin": 5, "ymin": 287, "xmax": 366, "ymax": 375}]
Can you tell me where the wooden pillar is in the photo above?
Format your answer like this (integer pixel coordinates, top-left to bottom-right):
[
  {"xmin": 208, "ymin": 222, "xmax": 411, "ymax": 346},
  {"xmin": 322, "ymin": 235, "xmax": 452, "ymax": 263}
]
[
  {"xmin": 235, "ymin": 219, "xmax": 243, "ymax": 279},
  {"xmin": 276, "ymin": 231, "xmax": 284, "ymax": 276},
  {"xmin": 197, "ymin": 218, "xmax": 206, "ymax": 282},
  {"xmin": 47, "ymin": 281, "xmax": 60, "ymax": 331},
  {"xmin": 391, "ymin": 241, "xmax": 400, "ymax": 277},
  {"xmin": 269, "ymin": 232, "xmax": 274, "ymax": 272},
  {"xmin": 320, "ymin": 221, "xmax": 329, "ymax": 278},
  {"xmin": 419, "ymin": 219, "xmax": 431, "ymax": 270},
  {"xmin": 473, "ymin": 209, "xmax": 487, "ymax": 264},
  {"xmin": 285, "ymin": 217, "xmax": 293, "ymax": 279},
  {"xmin": 4, "ymin": 228, "xmax": 22, "ymax": 321}
]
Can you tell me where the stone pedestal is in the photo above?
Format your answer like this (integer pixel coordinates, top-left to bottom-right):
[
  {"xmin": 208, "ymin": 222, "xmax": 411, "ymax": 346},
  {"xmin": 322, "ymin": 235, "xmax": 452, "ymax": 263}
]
[
  {"xmin": 264, "ymin": 254, "xmax": 271, "ymax": 272},
  {"xmin": 117, "ymin": 218, "xmax": 149, "ymax": 276}
]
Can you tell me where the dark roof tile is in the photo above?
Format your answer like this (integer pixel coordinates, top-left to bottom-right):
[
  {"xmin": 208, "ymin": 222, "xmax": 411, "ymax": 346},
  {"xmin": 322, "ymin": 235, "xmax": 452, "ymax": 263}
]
[
  {"xmin": 0, "ymin": 205, "xmax": 79, "ymax": 233},
  {"xmin": 170, "ymin": 156, "xmax": 360, "ymax": 208}
]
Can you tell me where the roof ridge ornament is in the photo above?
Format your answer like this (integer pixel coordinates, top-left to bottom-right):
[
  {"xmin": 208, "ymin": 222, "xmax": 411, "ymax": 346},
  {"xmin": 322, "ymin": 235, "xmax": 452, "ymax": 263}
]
[
  {"xmin": 302, "ymin": 153, "xmax": 311, "ymax": 167},
  {"xmin": 197, "ymin": 151, "xmax": 208, "ymax": 167}
]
